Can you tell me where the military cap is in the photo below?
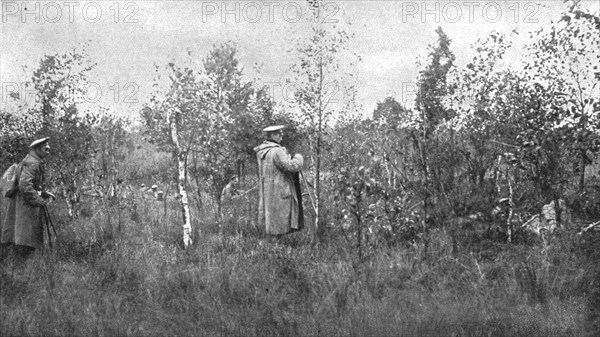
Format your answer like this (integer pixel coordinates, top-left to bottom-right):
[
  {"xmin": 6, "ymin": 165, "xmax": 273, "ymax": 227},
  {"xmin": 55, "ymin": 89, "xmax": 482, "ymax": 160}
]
[
  {"xmin": 29, "ymin": 137, "xmax": 50, "ymax": 148},
  {"xmin": 262, "ymin": 125, "xmax": 285, "ymax": 132},
  {"xmin": 151, "ymin": 184, "xmax": 158, "ymax": 189}
]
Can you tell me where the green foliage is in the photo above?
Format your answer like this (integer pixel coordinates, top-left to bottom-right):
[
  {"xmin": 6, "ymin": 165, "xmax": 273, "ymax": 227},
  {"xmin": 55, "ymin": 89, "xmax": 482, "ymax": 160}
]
[
  {"xmin": 0, "ymin": 111, "xmax": 42, "ymax": 173},
  {"xmin": 523, "ymin": 4, "xmax": 600, "ymax": 191},
  {"xmin": 416, "ymin": 26, "xmax": 456, "ymax": 132},
  {"xmin": 329, "ymin": 115, "xmax": 421, "ymax": 259},
  {"xmin": 30, "ymin": 44, "xmax": 96, "ymax": 121},
  {"xmin": 447, "ymin": 31, "xmax": 517, "ymax": 188},
  {"xmin": 1, "ymin": 46, "xmax": 98, "ymax": 195},
  {"xmin": 440, "ymin": 3, "xmax": 600, "ymax": 226},
  {"xmin": 409, "ymin": 26, "xmax": 460, "ymax": 225},
  {"xmin": 142, "ymin": 42, "xmax": 281, "ymax": 217},
  {"xmin": 289, "ymin": 14, "xmax": 360, "ymax": 234},
  {"xmin": 204, "ymin": 42, "xmax": 274, "ymax": 164}
]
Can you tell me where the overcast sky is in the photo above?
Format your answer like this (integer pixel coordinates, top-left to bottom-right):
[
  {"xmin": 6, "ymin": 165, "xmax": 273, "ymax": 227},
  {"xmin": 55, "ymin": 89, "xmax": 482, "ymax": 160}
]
[{"xmin": 1, "ymin": 0, "xmax": 598, "ymax": 119}]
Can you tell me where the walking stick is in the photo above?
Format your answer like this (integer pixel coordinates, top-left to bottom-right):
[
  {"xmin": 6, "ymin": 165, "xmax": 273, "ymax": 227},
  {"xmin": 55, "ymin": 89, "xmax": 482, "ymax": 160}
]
[
  {"xmin": 300, "ymin": 171, "xmax": 316, "ymax": 215},
  {"xmin": 43, "ymin": 205, "xmax": 58, "ymax": 247},
  {"xmin": 43, "ymin": 205, "xmax": 52, "ymax": 247}
]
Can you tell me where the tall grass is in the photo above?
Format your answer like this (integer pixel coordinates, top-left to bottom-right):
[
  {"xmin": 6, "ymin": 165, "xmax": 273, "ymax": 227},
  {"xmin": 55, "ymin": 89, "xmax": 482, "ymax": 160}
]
[{"xmin": 1, "ymin": 195, "xmax": 598, "ymax": 337}]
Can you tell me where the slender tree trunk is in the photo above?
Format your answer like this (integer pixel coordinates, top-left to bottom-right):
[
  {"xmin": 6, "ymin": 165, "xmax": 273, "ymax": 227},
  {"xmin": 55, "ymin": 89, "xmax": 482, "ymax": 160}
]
[
  {"xmin": 449, "ymin": 128, "xmax": 456, "ymax": 191},
  {"xmin": 169, "ymin": 110, "xmax": 193, "ymax": 248},
  {"xmin": 163, "ymin": 185, "xmax": 170, "ymax": 217},
  {"xmin": 417, "ymin": 134, "xmax": 429, "ymax": 231},
  {"xmin": 579, "ymin": 149, "xmax": 586, "ymax": 192},
  {"xmin": 356, "ymin": 208, "xmax": 362, "ymax": 262},
  {"xmin": 103, "ymin": 191, "xmax": 112, "ymax": 240},
  {"xmin": 506, "ymin": 166, "xmax": 515, "ymax": 243},
  {"xmin": 553, "ymin": 196, "xmax": 562, "ymax": 228},
  {"xmin": 315, "ymin": 134, "xmax": 321, "ymax": 235},
  {"xmin": 578, "ymin": 106, "xmax": 588, "ymax": 192},
  {"xmin": 217, "ymin": 198, "xmax": 223, "ymax": 236},
  {"xmin": 314, "ymin": 60, "xmax": 324, "ymax": 238},
  {"xmin": 90, "ymin": 150, "xmax": 96, "ymax": 183},
  {"xmin": 191, "ymin": 153, "xmax": 204, "ymax": 213},
  {"xmin": 112, "ymin": 151, "xmax": 122, "ymax": 231}
]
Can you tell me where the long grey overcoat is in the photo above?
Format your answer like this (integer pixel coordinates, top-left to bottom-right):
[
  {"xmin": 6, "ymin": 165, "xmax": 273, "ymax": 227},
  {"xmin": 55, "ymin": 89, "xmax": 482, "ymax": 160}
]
[
  {"xmin": 1, "ymin": 152, "xmax": 48, "ymax": 249},
  {"xmin": 254, "ymin": 141, "xmax": 304, "ymax": 235}
]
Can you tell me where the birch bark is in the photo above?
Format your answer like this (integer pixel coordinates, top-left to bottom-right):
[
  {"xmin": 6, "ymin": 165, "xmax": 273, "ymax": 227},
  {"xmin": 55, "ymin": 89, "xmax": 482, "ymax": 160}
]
[{"xmin": 168, "ymin": 108, "xmax": 193, "ymax": 248}]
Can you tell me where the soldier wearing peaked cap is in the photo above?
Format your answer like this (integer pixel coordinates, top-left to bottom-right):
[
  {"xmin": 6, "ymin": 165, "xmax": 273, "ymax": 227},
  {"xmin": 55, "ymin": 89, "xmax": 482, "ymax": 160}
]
[
  {"xmin": 262, "ymin": 125, "xmax": 285, "ymax": 133},
  {"xmin": 30, "ymin": 138, "xmax": 50, "ymax": 148},
  {"xmin": 1, "ymin": 137, "xmax": 55, "ymax": 259},
  {"xmin": 254, "ymin": 125, "xmax": 305, "ymax": 235},
  {"xmin": 137, "ymin": 184, "xmax": 148, "ymax": 199},
  {"xmin": 150, "ymin": 184, "xmax": 158, "ymax": 199}
]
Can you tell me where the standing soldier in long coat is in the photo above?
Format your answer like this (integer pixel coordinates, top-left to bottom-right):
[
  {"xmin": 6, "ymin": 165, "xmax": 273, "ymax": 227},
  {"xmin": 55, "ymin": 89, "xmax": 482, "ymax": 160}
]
[
  {"xmin": 1, "ymin": 137, "xmax": 54, "ymax": 258},
  {"xmin": 254, "ymin": 125, "xmax": 304, "ymax": 235}
]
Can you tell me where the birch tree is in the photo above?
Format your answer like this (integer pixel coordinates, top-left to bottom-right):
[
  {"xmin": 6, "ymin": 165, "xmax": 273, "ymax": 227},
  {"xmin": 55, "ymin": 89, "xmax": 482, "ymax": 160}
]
[
  {"xmin": 523, "ymin": 3, "xmax": 600, "ymax": 191},
  {"xmin": 167, "ymin": 104, "xmax": 193, "ymax": 247},
  {"xmin": 413, "ymin": 26, "xmax": 455, "ymax": 227},
  {"xmin": 289, "ymin": 0, "xmax": 359, "ymax": 237},
  {"xmin": 143, "ymin": 62, "xmax": 222, "ymax": 248}
]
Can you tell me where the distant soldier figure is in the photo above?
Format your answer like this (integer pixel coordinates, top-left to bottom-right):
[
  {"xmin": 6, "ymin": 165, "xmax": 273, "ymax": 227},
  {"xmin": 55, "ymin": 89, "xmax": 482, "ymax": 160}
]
[
  {"xmin": 137, "ymin": 184, "xmax": 148, "ymax": 199},
  {"xmin": 122, "ymin": 184, "xmax": 131, "ymax": 201},
  {"xmin": 149, "ymin": 184, "xmax": 158, "ymax": 199},
  {"xmin": 254, "ymin": 125, "xmax": 304, "ymax": 235},
  {"xmin": 220, "ymin": 176, "xmax": 239, "ymax": 205},
  {"xmin": 157, "ymin": 191, "xmax": 164, "ymax": 202},
  {"xmin": 1, "ymin": 137, "xmax": 55, "ymax": 258},
  {"xmin": 219, "ymin": 176, "xmax": 239, "ymax": 223}
]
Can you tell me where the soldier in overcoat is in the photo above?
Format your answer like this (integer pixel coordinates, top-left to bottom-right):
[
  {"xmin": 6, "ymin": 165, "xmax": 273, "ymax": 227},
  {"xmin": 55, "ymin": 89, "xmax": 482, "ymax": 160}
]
[
  {"xmin": 254, "ymin": 125, "xmax": 304, "ymax": 235},
  {"xmin": 1, "ymin": 137, "xmax": 54, "ymax": 257}
]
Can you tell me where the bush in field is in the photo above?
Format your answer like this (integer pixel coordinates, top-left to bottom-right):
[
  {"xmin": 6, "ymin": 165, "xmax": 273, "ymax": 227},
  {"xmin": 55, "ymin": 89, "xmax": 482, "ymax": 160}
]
[
  {"xmin": 329, "ymin": 115, "xmax": 421, "ymax": 260},
  {"xmin": 524, "ymin": 6, "xmax": 600, "ymax": 192},
  {"xmin": 567, "ymin": 181, "xmax": 600, "ymax": 219},
  {"xmin": 412, "ymin": 26, "xmax": 457, "ymax": 225},
  {"xmin": 447, "ymin": 4, "xmax": 600, "ymax": 227},
  {"xmin": 288, "ymin": 4, "xmax": 360, "ymax": 236}
]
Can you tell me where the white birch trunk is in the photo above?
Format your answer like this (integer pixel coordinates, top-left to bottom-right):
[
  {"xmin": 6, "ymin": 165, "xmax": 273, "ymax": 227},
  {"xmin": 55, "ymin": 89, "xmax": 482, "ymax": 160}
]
[
  {"xmin": 506, "ymin": 174, "xmax": 514, "ymax": 243},
  {"xmin": 168, "ymin": 109, "xmax": 193, "ymax": 248}
]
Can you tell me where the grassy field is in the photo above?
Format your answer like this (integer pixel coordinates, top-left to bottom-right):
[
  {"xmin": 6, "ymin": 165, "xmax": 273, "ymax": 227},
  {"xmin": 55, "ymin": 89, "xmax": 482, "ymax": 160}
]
[{"xmin": 1, "ymin": 193, "xmax": 599, "ymax": 337}]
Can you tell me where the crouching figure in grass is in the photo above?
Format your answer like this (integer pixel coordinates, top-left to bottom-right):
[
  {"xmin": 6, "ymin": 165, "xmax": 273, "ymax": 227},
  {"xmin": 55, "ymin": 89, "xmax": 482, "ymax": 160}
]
[{"xmin": 254, "ymin": 125, "xmax": 304, "ymax": 236}]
